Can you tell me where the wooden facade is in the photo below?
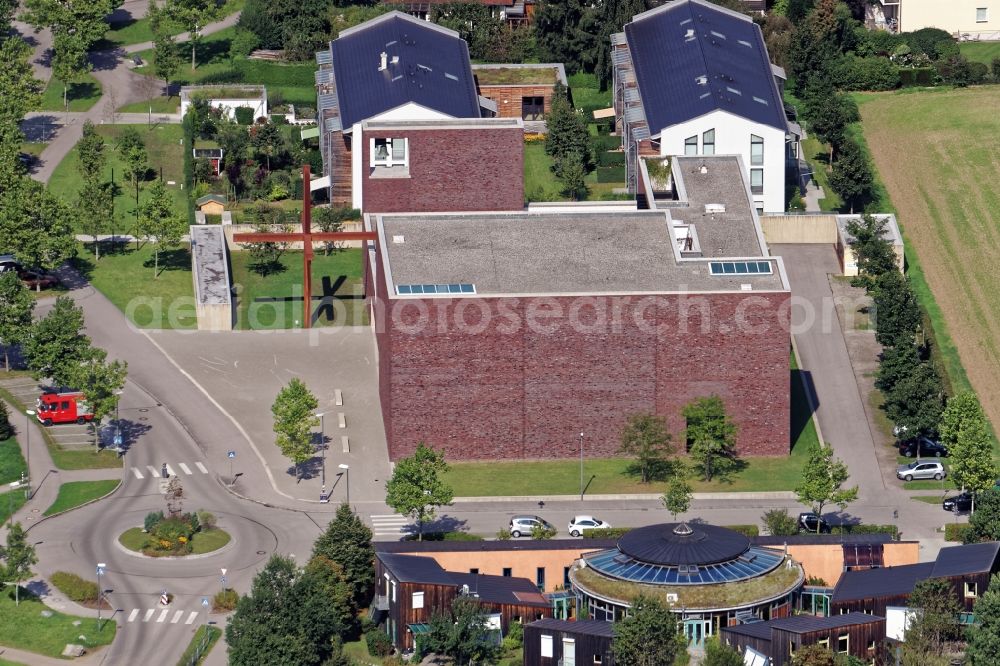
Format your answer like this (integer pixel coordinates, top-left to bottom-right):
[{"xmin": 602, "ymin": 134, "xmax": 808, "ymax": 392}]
[
  {"xmin": 477, "ymin": 84, "xmax": 557, "ymax": 120},
  {"xmin": 523, "ymin": 619, "xmax": 614, "ymax": 666},
  {"xmin": 721, "ymin": 613, "xmax": 886, "ymax": 666},
  {"xmin": 329, "ymin": 132, "xmax": 352, "ymax": 207}
]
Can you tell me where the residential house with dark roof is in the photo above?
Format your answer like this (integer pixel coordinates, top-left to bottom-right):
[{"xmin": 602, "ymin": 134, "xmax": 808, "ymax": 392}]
[
  {"xmin": 721, "ymin": 612, "xmax": 887, "ymax": 665},
  {"xmin": 612, "ymin": 0, "xmax": 799, "ymax": 213},
  {"xmin": 375, "ymin": 552, "xmax": 550, "ymax": 652},
  {"xmin": 315, "ymin": 11, "xmax": 524, "ymax": 212},
  {"xmin": 523, "ymin": 619, "xmax": 615, "ymax": 666},
  {"xmin": 383, "ymin": 0, "xmax": 536, "ymax": 26}
]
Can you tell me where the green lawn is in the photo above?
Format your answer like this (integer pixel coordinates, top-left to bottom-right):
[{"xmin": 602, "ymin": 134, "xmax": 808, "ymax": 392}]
[
  {"xmin": 912, "ymin": 495, "xmax": 947, "ymax": 505},
  {"xmin": 0, "ymin": 489, "xmax": 27, "ymax": 525},
  {"xmin": 102, "ymin": 0, "xmax": 245, "ymax": 48},
  {"xmin": 959, "ymin": 42, "xmax": 1000, "ymax": 65},
  {"xmin": 118, "ymin": 95, "xmax": 181, "ymax": 114},
  {"xmin": 176, "ymin": 625, "xmax": 222, "ymax": 666},
  {"xmin": 231, "ymin": 249, "xmax": 366, "ymax": 329},
  {"xmin": 0, "ymin": 658, "xmax": 28, "ymax": 666},
  {"xmin": 49, "ymin": 124, "xmax": 187, "ymax": 236},
  {"xmin": 119, "ymin": 527, "xmax": 231, "ymax": 556},
  {"xmin": 0, "ymin": 436, "xmax": 26, "ymax": 486},
  {"xmin": 446, "ymin": 354, "xmax": 820, "ymax": 497},
  {"xmin": 0, "ymin": 588, "xmax": 115, "ymax": 658},
  {"xmin": 73, "ymin": 243, "xmax": 197, "ymax": 330},
  {"xmin": 18, "ymin": 142, "xmax": 47, "ymax": 157},
  {"xmin": 568, "ymin": 72, "xmax": 613, "ymax": 112},
  {"xmin": 133, "ymin": 27, "xmax": 239, "ymax": 84},
  {"xmin": 524, "ymin": 143, "xmax": 627, "ymax": 203},
  {"xmin": 37, "ymin": 74, "xmax": 102, "ymax": 112},
  {"xmin": 800, "ymin": 136, "xmax": 844, "ymax": 212},
  {"xmin": 43, "ymin": 480, "xmax": 119, "ymax": 516}
]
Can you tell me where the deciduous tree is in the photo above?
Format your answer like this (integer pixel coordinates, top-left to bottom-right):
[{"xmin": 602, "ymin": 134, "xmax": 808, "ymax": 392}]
[
  {"xmin": 968, "ymin": 573, "xmax": 1000, "ymax": 664},
  {"xmin": 965, "ymin": 489, "xmax": 1000, "ymax": 544},
  {"xmin": 23, "ymin": 296, "xmax": 92, "ymax": 387},
  {"xmin": 872, "ymin": 270, "xmax": 921, "ymax": 348},
  {"xmin": 845, "ymin": 214, "xmax": 897, "ymax": 288},
  {"xmin": 682, "ymin": 395, "xmax": 740, "ymax": 482},
  {"xmin": 312, "ymin": 502, "xmax": 374, "ymax": 609},
  {"xmin": 940, "ymin": 392, "xmax": 995, "ymax": 510},
  {"xmin": 0, "ymin": 523, "xmax": 38, "ymax": 606},
  {"xmin": 612, "ymin": 596, "xmax": 678, "ymax": 666},
  {"xmin": 118, "ymin": 128, "xmax": 149, "ymax": 208},
  {"xmin": 905, "ymin": 578, "xmax": 960, "ymax": 658},
  {"xmin": 830, "ymin": 137, "xmax": 874, "ymax": 212},
  {"xmin": 535, "ymin": 0, "xmax": 599, "ymax": 74},
  {"xmin": 661, "ymin": 466, "xmax": 692, "ymax": 522},
  {"xmin": 271, "ymin": 378, "xmax": 319, "ymax": 481},
  {"xmin": 424, "ymin": 596, "xmax": 504, "ymax": 666},
  {"xmin": 50, "ymin": 31, "xmax": 89, "ymax": 112},
  {"xmin": 385, "ymin": 442, "xmax": 453, "ymax": 541},
  {"xmin": 68, "ymin": 348, "xmax": 127, "ymax": 447},
  {"xmin": 874, "ymin": 342, "xmax": 920, "ymax": 396},
  {"xmin": 0, "ymin": 273, "xmax": 34, "ymax": 371},
  {"xmin": 0, "ymin": 178, "xmax": 75, "ymax": 272},
  {"xmin": 164, "ymin": 0, "xmax": 223, "ymax": 70},
  {"xmin": 595, "ymin": 0, "xmax": 648, "ymax": 90},
  {"xmin": 704, "ymin": 636, "xmax": 744, "ymax": 666},
  {"xmin": 882, "ymin": 361, "xmax": 943, "ymax": 437},
  {"xmin": 152, "ymin": 30, "xmax": 181, "ymax": 95},
  {"xmin": 138, "ymin": 180, "xmax": 187, "ymax": 277},
  {"xmin": 795, "ymin": 445, "xmax": 858, "ymax": 531},
  {"xmin": 619, "ymin": 412, "xmax": 674, "ymax": 483},
  {"xmin": 0, "ymin": 39, "xmax": 43, "ymax": 188},
  {"xmin": 762, "ymin": 508, "xmax": 799, "ymax": 536}
]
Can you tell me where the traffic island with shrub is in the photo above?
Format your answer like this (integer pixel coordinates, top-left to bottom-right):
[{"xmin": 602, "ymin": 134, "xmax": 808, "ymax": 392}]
[{"xmin": 119, "ymin": 510, "xmax": 231, "ymax": 557}]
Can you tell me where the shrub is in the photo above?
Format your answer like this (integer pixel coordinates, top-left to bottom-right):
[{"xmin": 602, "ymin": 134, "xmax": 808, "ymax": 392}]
[
  {"xmin": 212, "ymin": 588, "xmax": 239, "ymax": 612},
  {"xmin": 365, "ymin": 630, "xmax": 393, "ymax": 657},
  {"xmin": 831, "ymin": 55, "xmax": 900, "ymax": 91},
  {"xmin": 197, "ymin": 510, "xmax": 217, "ymax": 530},
  {"xmin": 144, "ymin": 511, "xmax": 164, "ymax": 532},
  {"xmin": 762, "ymin": 509, "xmax": 799, "ymax": 536},
  {"xmin": 583, "ymin": 527, "xmax": 632, "ymax": 539},
  {"xmin": 898, "ymin": 68, "xmax": 935, "ymax": 87},
  {"xmin": 946, "ymin": 523, "xmax": 972, "ymax": 543},
  {"xmin": 597, "ymin": 150, "xmax": 626, "ymax": 167},
  {"xmin": 496, "ymin": 528, "xmax": 512, "ymax": 540},
  {"xmin": 992, "ymin": 56, "xmax": 1000, "ymax": 81},
  {"xmin": 806, "ymin": 576, "xmax": 830, "ymax": 587},
  {"xmin": 502, "ymin": 620, "xmax": 524, "ymax": 650},
  {"xmin": 831, "ymin": 524, "xmax": 899, "ymax": 539},
  {"xmin": 50, "ymin": 571, "xmax": 99, "ymax": 604},
  {"xmin": 531, "ymin": 524, "xmax": 558, "ymax": 540},
  {"xmin": 403, "ymin": 531, "xmax": 483, "ymax": 542},
  {"xmin": 724, "ymin": 524, "xmax": 759, "ymax": 537},
  {"xmin": 0, "ymin": 401, "xmax": 11, "ymax": 440},
  {"xmin": 903, "ymin": 28, "xmax": 955, "ymax": 59},
  {"xmin": 234, "ymin": 106, "xmax": 255, "ymax": 125}
]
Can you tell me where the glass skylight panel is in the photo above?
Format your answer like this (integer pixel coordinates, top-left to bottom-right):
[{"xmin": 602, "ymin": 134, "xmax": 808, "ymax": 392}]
[
  {"xmin": 395, "ymin": 283, "xmax": 476, "ymax": 295},
  {"xmin": 709, "ymin": 261, "xmax": 772, "ymax": 276}
]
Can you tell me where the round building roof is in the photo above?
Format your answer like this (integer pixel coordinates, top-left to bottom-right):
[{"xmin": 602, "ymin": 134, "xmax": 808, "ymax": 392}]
[{"xmin": 618, "ymin": 522, "xmax": 751, "ymax": 566}]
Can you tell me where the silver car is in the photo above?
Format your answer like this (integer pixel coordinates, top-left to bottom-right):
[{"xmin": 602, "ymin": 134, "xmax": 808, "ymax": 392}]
[
  {"xmin": 509, "ymin": 515, "xmax": 554, "ymax": 538},
  {"xmin": 896, "ymin": 460, "xmax": 946, "ymax": 482}
]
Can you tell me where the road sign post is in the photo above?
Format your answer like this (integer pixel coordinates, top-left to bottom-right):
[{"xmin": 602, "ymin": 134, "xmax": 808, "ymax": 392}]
[
  {"xmin": 227, "ymin": 451, "xmax": 236, "ymax": 484},
  {"xmin": 96, "ymin": 563, "xmax": 106, "ymax": 632},
  {"xmin": 220, "ymin": 568, "xmax": 227, "ymax": 594}
]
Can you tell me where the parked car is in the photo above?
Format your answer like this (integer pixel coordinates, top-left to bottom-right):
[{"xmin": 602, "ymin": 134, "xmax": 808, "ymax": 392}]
[
  {"xmin": 896, "ymin": 460, "xmax": 946, "ymax": 482},
  {"xmin": 797, "ymin": 512, "xmax": 831, "ymax": 534},
  {"xmin": 899, "ymin": 436, "xmax": 948, "ymax": 458},
  {"xmin": 19, "ymin": 269, "xmax": 58, "ymax": 290},
  {"xmin": 0, "ymin": 255, "xmax": 19, "ymax": 273},
  {"xmin": 943, "ymin": 492, "xmax": 974, "ymax": 513},
  {"xmin": 567, "ymin": 515, "xmax": 611, "ymax": 537},
  {"xmin": 509, "ymin": 515, "xmax": 554, "ymax": 538}
]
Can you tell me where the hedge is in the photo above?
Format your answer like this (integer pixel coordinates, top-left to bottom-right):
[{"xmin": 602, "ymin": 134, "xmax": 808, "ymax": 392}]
[
  {"xmin": 404, "ymin": 531, "xmax": 484, "ymax": 542},
  {"xmin": 945, "ymin": 523, "xmax": 972, "ymax": 543},
  {"xmin": 898, "ymin": 68, "xmax": 935, "ymax": 87},
  {"xmin": 50, "ymin": 571, "xmax": 99, "ymax": 604},
  {"xmin": 724, "ymin": 524, "xmax": 760, "ymax": 537},
  {"xmin": 831, "ymin": 524, "xmax": 899, "ymax": 539},
  {"xmin": 831, "ymin": 54, "xmax": 900, "ymax": 91},
  {"xmin": 591, "ymin": 135, "xmax": 622, "ymax": 151},
  {"xmin": 182, "ymin": 111, "xmax": 196, "ymax": 224},
  {"xmin": 582, "ymin": 527, "xmax": 632, "ymax": 539}
]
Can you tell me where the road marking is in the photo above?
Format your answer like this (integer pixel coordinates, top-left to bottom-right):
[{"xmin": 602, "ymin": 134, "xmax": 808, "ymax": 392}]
[
  {"xmin": 132, "ymin": 468, "xmax": 144, "ymax": 479},
  {"xmin": 342, "ymin": 435, "xmax": 350, "ymax": 453},
  {"xmin": 178, "ymin": 463, "xmax": 192, "ymax": 475},
  {"xmin": 146, "ymin": 465, "xmax": 159, "ymax": 477},
  {"xmin": 371, "ymin": 514, "xmax": 409, "ymax": 535},
  {"xmin": 127, "ymin": 609, "xmax": 139, "ymax": 622},
  {"xmin": 171, "ymin": 610, "xmax": 183, "ymax": 624},
  {"xmin": 195, "ymin": 462, "xmax": 208, "ymax": 474},
  {"xmin": 335, "ymin": 389, "xmax": 343, "ymax": 405},
  {"xmin": 157, "ymin": 609, "xmax": 169, "ymax": 623},
  {"xmin": 185, "ymin": 612, "xmax": 198, "ymax": 625},
  {"xmin": 143, "ymin": 609, "xmax": 154, "ymax": 622},
  {"xmin": 165, "ymin": 464, "xmax": 176, "ymax": 477},
  {"xmin": 338, "ymin": 413, "xmax": 346, "ymax": 429}
]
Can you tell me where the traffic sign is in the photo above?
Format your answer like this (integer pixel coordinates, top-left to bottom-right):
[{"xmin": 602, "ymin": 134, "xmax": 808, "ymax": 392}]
[
  {"xmin": 201, "ymin": 597, "xmax": 209, "ymax": 608},
  {"xmin": 96, "ymin": 564, "xmax": 105, "ymax": 576},
  {"xmin": 227, "ymin": 451, "xmax": 236, "ymax": 459}
]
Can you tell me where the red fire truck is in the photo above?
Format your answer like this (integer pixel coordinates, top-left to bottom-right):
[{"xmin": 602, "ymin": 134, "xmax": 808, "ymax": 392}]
[{"xmin": 35, "ymin": 390, "xmax": 94, "ymax": 426}]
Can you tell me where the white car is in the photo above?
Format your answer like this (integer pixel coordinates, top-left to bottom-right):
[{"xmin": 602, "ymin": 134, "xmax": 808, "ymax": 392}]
[{"xmin": 567, "ymin": 515, "xmax": 611, "ymax": 537}]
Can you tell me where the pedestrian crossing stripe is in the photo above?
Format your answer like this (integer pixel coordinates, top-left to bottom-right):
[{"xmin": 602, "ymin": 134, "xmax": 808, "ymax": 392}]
[
  {"xmin": 146, "ymin": 465, "xmax": 159, "ymax": 477},
  {"xmin": 133, "ymin": 463, "xmax": 210, "ymax": 479},
  {"xmin": 143, "ymin": 609, "xmax": 154, "ymax": 622},
  {"xmin": 195, "ymin": 462, "xmax": 208, "ymax": 474},
  {"xmin": 171, "ymin": 610, "xmax": 184, "ymax": 623},
  {"xmin": 157, "ymin": 608, "xmax": 169, "ymax": 623},
  {"xmin": 132, "ymin": 468, "xmax": 143, "ymax": 479},
  {"xmin": 178, "ymin": 463, "xmax": 192, "ymax": 475},
  {"xmin": 129, "ymin": 609, "xmax": 200, "ymax": 624},
  {"xmin": 165, "ymin": 464, "xmax": 176, "ymax": 477},
  {"xmin": 127, "ymin": 609, "xmax": 139, "ymax": 622},
  {"xmin": 186, "ymin": 611, "xmax": 198, "ymax": 625}
]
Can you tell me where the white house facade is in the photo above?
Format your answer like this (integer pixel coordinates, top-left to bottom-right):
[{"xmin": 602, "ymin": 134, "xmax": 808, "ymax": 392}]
[
  {"xmin": 869, "ymin": 0, "xmax": 1000, "ymax": 36},
  {"xmin": 178, "ymin": 86, "xmax": 268, "ymax": 122}
]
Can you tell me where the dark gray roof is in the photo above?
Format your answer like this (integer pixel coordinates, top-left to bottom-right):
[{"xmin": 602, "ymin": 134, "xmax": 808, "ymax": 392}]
[
  {"xmin": 752, "ymin": 534, "xmax": 898, "ymax": 546},
  {"xmin": 378, "ymin": 553, "xmax": 455, "ymax": 585},
  {"xmin": 721, "ymin": 621, "xmax": 773, "ymax": 640},
  {"xmin": 451, "ymin": 573, "xmax": 549, "ymax": 607},
  {"xmin": 330, "ymin": 12, "xmax": 481, "ymax": 128},
  {"xmin": 617, "ymin": 523, "xmax": 750, "ymax": 566},
  {"xmin": 528, "ymin": 618, "xmax": 615, "ymax": 638},
  {"xmin": 624, "ymin": 0, "xmax": 786, "ymax": 135},
  {"xmin": 930, "ymin": 541, "xmax": 1000, "ymax": 578},
  {"xmin": 375, "ymin": 539, "xmax": 617, "ymax": 553},
  {"xmin": 769, "ymin": 612, "xmax": 884, "ymax": 634},
  {"xmin": 831, "ymin": 563, "xmax": 935, "ymax": 603}
]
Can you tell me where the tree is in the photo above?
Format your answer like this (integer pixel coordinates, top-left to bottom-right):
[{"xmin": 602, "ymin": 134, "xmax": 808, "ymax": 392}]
[
  {"xmin": 271, "ymin": 378, "xmax": 319, "ymax": 481},
  {"xmin": 544, "ymin": 83, "xmax": 594, "ymax": 172},
  {"xmin": 845, "ymin": 214, "xmax": 897, "ymax": 288},
  {"xmin": 762, "ymin": 508, "xmax": 799, "ymax": 536},
  {"xmin": 0, "ymin": 0, "xmax": 15, "ymax": 32},
  {"xmin": 77, "ymin": 121, "xmax": 106, "ymax": 184},
  {"xmin": 78, "ymin": 179, "xmax": 113, "ymax": 260},
  {"xmin": 0, "ymin": 401, "xmax": 9, "ymax": 441},
  {"xmin": 829, "ymin": 137, "xmax": 874, "ymax": 212},
  {"xmin": 594, "ymin": 0, "xmax": 649, "ymax": 89},
  {"xmin": 0, "ymin": 178, "xmax": 76, "ymax": 272},
  {"xmin": 313, "ymin": 207, "xmax": 358, "ymax": 255},
  {"xmin": 968, "ymin": 573, "xmax": 1000, "ymax": 665},
  {"xmin": 704, "ymin": 636, "xmax": 744, "ymax": 666},
  {"xmin": 795, "ymin": 445, "xmax": 858, "ymax": 531},
  {"xmin": 249, "ymin": 120, "xmax": 283, "ymax": 171},
  {"xmin": 118, "ymin": 128, "xmax": 149, "ymax": 209},
  {"xmin": 872, "ymin": 270, "xmax": 921, "ymax": 348},
  {"xmin": 302, "ymin": 556, "xmax": 355, "ymax": 637},
  {"xmin": 661, "ymin": 467, "xmax": 692, "ymax": 522},
  {"xmin": 68, "ymin": 348, "xmax": 127, "ymax": 447},
  {"xmin": 424, "ymin": 595, "xmax": 503, "ymax": 666},
  {"xmin": 882, "ymin": 361, "xmax": 943, "ymax": 437},
  {"xmin": 152, "ymin": 30, "xmax": 181, "ymax": 95},
  {"xmin": 50, "ymin": 31, "xmax": 89, "ymax": 112},
  {"xmin": 790, "ymin": 644, "xmax": 836, "ymax": 666},
  {"xmin": 874, "ymin": 342, "xmax": 920, "ymax": 395},
  {"xmin": 216, "ymin": 118, "xmax": 250, "ymax": 198},
  {"xmin": 965, "ymin": 489, "xmax": 1000, "ymax": 543},
  {"xmin": 138, "ymin": 180, "xmax": 187, "ymax": 277},
  {"xmin": 0, "ymin": 523, "xmax": 38, "ymax": 606},
  {"xmin": 556, "ymin": 154, "xmax": 588, "ymax": 201},
  {"xmin": 384, "ymin": 442, "xmax": 454, "ymax": 541},
  {"xmin": 22, "ymin": 296, "xmax": 92, "ymax": 387},
  {"xmin": 535, "ymin": 0, "xmax": 599, "ymax": 75},
  {"xmin": 164, "ymin": 0, "xmax": 223, "ymax": 70},
  {"xmin": 0, "ymin": 39, "xmax": 43, "ymax": 189},
  {"xmin": 682, "ymin": 395, "xmax": 740, "ymax": 482},
  {"xmin": 940, "ymin": 392, "xmax": 995, "ymax": 509},
  {"xmin": 0, "ymin": 272, "xmax": 34, "ymax": 371},
  {"xmin": 312, "ymin": 502, "xmax": 375, "ymax": 609},
  {"xmin": 618, "ymin": 412, "xmax": 674, "ymax": 483},
  {"xmin": 905, "ymin": 578, "xmax": 960, "ymax": 658},
  {"xmin": 613, "ymin": 596, "xmax": 678, "ymax": 666}
]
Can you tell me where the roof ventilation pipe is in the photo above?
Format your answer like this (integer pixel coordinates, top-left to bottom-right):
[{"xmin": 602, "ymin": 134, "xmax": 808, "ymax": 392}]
[{"xmin": 379, "ymin": 51, "xmax": 388, "ymax": 72}]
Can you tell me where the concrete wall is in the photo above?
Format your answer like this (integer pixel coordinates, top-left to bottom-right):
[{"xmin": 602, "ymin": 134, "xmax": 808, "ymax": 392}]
[
  {"xmin": 760, "ymin": 215, "xmax": 839, "ymax": 244},
  {"xmin": 196, "ymin": 303, "xmax": 233, "ymax": 331},
  {"xmin": 377, "ymin": 291, "xmax": 791, "ymax": 461},
  {"xmin": 901, "ymin": 0, "xmax": 1000, "ymax": 34}
]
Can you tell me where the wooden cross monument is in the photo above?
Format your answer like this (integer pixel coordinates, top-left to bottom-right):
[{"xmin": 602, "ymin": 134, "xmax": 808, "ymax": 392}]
[{"xmin": 232, "ymin": 165, "xmax": 377, "ymax": 328}]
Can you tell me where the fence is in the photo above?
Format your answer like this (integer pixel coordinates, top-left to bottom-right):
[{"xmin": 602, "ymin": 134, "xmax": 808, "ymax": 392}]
[{"xmin": 223, "ymin": 220, "xmax": 365, "ymax": 250}]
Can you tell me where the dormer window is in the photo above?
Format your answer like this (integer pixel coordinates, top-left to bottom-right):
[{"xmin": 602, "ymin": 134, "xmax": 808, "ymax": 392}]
[{"xmin": 371, "ymin": 137, "xmax": 408, "ymax": 168}]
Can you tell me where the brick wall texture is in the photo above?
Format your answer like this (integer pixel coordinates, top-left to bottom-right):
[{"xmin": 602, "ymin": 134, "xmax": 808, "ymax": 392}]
[
  {"xmin": 373, "ymin": 291, "xmax": 791, "ymax": 461},
  {"xmin": 362, "ymin": 126, "xmax": 524, "ymax": 213}
]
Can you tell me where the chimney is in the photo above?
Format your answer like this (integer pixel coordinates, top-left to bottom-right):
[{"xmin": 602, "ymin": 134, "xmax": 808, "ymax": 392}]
[{"xmin": 379, "ymin": 52, "xmax": 388, "ymax": 72}]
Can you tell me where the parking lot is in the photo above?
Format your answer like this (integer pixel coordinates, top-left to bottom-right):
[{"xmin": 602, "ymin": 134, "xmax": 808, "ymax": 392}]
[{"xmin": 0, "ymin": 376, "xmax": 97, "ymax": 449}]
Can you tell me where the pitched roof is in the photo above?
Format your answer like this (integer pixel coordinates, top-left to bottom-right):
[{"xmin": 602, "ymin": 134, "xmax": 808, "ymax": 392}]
[
  {"xmin": 195, "ymin": 194, "xmax": 227, "ymax": 206},
  {"xmin": 329, "ymin": 11, "xmax": 481, "ymax": 128},
  {"xmin": 831, "ymin": 563, "xmax": 935, "ymax": 603},
  {"xmin": 528, "ymin": 618, "xmax": 616, "ymax": 638},
  {"xmin": 930, "ymin": 541, "xmax": 1000, "ymax": 578},
  {"xmin": 451, "ymin": 573, "xmax": 549, "ymax": 607},
  {"xmin": 623, "ymin": 0, "xmax": 786, "ymax": 135},
  {"xmin": 769, "ymin": 612, "xmax": 884, "ymax": 634},
  {"xmin": 378, "ymin": 553, "xmax": 456, "ymax": 585},
  {"xmin": 721, "ymin": 621, "xmax": 773, "ymax": 640}
]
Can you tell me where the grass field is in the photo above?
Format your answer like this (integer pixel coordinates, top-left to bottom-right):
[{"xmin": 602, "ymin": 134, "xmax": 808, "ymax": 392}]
[
  {"xmin": 119, "ymin": 526, "xmax": 231, "ymax": 556},
  {"xmin": 524, "ymin": 143, "xmax": 627, "ymax": 202},
  {"xmin": 73, "ymin": 244, "xmax": 197, "ymax": 329},
  {"xmin": 0, "ymin": 489, "xmax": 27, "ymax": 525},
  {"xmin": 859, "ymin": 87, "xmax": 1000, "ymax": 429},
  {"xmin": 37, "ymin": 74, "xmax": 102, "ymax": 112},
  {"xmin": 18, "ymin": 142, "xmax": 47, "ymax": 157},
  {"xmin": 0, "ymin": 436, "xmax": 26, "ymax": 486},
  {"xmin": 0, "ymin": 588, "xmax": 116, "ymax": 657},
  {"xmin": 101, "ymin": 0, "xmax": 244, "ymax": 49},
  {"xmin": 43, "ymin": 480, "xmax": 119, "ymax": 516},
  {"xmin": 118, "ymin": 95, "xmax": 181, "ymax": 114},
  {"xmin": 49, "ymin": 124, "xmax": 187, "ymax": 235},
  {"xmin": 800, "ymin": 136, "xmax": 844, "ymax": 212},
  {"xmin": 959, "ymin": 42, "xmax": 1000, "ymax": 65},
  {"xmin": 230, "ymin": 249, "xmax": 366, "ymax": 329},
  {"xmin": 176, "ymin": 625, "xmax": 222, "ymax": 666}
]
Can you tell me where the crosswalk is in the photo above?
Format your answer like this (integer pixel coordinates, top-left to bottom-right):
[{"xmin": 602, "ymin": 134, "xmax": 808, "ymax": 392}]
[
  {"xmin": 371, "ymin": 514, "xmax": 411, "ymax": 537},
  {"xmin": 126, "ymin": 607, "xmax": 201, "ymax": 625},
  {"xmin": 130, "ymin": 462, "xmax": 210, "ymax": 480}
]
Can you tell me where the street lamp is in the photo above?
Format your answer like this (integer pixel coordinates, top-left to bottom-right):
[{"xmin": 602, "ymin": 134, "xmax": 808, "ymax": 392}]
[
  {"xmin": 338, "ymin": 464, "xmax": 350, "ymax": 506},
  {"xmin": 316, "ymin": 412, "xmax": 326, "ymax": 488},
  {"xmin": 113, "ymin": 389, "xmax": 124, "ymax": 453},
  {"xmin": 7, "ymin": 481, "xmax": 18, "ymax": 526},
  {"xmin": 24, "ymin": 410, "xmax": 34, "ymax": 499},
  {"xmin": 96, "ymin": 563, "xmax": 106, "ymax": 632},
  {"xmin": 579, "ymin": 432, "xmax": 585, "ymax": 501}
]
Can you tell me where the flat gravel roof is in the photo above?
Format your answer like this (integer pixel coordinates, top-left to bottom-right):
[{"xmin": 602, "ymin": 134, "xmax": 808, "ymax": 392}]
[{"xmin": 191, "ymin": 225, "xmax": 231, "ymax": 305}]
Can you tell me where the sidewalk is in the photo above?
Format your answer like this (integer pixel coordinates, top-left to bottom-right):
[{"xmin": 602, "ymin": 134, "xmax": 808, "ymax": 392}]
[{"xmin": 0, "ymin": 644, "xmax": 109, "ymax": 666}]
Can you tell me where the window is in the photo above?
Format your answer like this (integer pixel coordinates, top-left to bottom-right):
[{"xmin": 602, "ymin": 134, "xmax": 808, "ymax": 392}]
[
  {"xmin": 594, "ymin": 656, "xmax": 603, "ymax": 664},
  {"xmin": 541, "ymin": 635, "xmax": 553, "ymax": 658},
  {"xmin": 817, "ymin": 638, "xmax": 829, "ymax": 649},
  {"xmin": 503, "ymin": 568, "xmax": 512, "ymax": 577},
  {"xmin": 684, "ymin": 135, "xmax": 698, "ymax": 156},
  {"xmin": 750, "ymin": 134, "xmax": 764, "ymax": 165},
  {"xmin": 370, "ymin": 137, "xmax": 408, "ymax": 168},
  {"xmin": 750, "ymin": 168, "xmax": 763, "ymax": 194},
  {"xmin": 755, "ymin": 202, "xmax": 764, "ymax": 215},
  {"xmin": 563, "ymin": 638, "xmax": 576, "ymax": 666},
  {"xmin": 522, "ymin": 96, "xmax": 545, "ymax": 120},
  {"xmin": 977, "ymin": 7, "xmax": 989, "ymax": 22},
  {"xmin": 470, "ymin": 568, "xmax": 479, "ymax": 574},
  {"xmin": 702, "ymin": 129, "xmax": 715, "ymax": 155},
  {"xmin": 396, "ymin": 283, "xmax": 476, "ymax": 295},
  {"xmin": 390, "ymin": 581, "xmax": 396, "ymax": 602},
  {"xmin": 837, "ymin": 635, "xmax": 849, "ymax": 653},
  {"xmin": 537, "ymin": 567, "xmax": 546, "ymax": 591},
  {"xmin": 564, "ymin": 567, "xmax": 571, "ymax": 587},
  {"xmin": 709, "ymin": 261, "xmax": 773, "ymax": 275},
  {"xmin": 868, "ymin": 640, "xmax": 876, "ymax": 651},
  {"xmin": 965, "ymin": 581, "xmax": 979, "ymax": 598},
  {"xmin": 412, "ymin": 592, "xmax": 424, "ymax": 609}
]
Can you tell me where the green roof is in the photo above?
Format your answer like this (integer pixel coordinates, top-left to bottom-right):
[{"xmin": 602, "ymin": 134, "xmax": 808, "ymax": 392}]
[{"xmin": 474, "ymin": 66, "xmax": 560, "ymax": 86}]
